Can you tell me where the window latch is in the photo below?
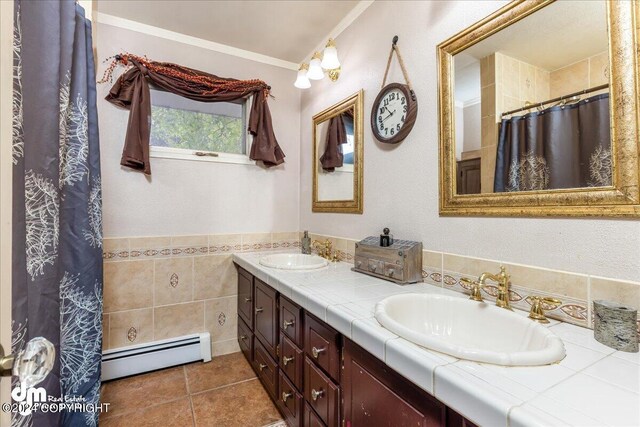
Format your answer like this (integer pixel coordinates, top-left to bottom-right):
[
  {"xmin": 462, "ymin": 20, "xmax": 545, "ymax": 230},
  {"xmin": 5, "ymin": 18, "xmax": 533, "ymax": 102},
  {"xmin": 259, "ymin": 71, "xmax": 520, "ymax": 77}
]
[{"xmin": 194, "ymin": 151, "xmax": 219, "ymax": 157}]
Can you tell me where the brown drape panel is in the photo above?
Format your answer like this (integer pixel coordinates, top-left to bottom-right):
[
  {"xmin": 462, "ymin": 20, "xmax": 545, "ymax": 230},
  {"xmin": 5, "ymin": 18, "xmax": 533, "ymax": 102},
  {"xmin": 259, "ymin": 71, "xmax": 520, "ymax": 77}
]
[
  {"xmin": 320, "ymin": 114, "xmax": 347, "ymax": 172},
  {"xmin": 105, "ymin": 57, "xmax": 285, "ymax": 174},
  {"xmin": 494, "ymin": 93, "xmax": 611, "ymax": 192}
]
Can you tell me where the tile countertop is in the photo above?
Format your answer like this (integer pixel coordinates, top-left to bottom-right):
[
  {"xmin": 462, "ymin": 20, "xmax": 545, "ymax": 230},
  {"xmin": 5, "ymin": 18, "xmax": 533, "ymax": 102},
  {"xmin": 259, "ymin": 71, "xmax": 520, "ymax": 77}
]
[{"xmin": 233, "ymin": 252, "xmax": 640, "ymax": 427}]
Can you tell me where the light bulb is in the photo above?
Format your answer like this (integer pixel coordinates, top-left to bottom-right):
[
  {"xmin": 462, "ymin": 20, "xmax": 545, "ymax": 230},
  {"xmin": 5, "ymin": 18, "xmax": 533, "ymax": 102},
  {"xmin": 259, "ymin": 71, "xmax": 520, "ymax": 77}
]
[
  {"xmin": 294, "ymin": 63, "xmax": 311, "ymax": 89},
  {"xmin": 307, "ymin": 52, "xmax": 324, "ymax": 80},
  {"xmin": 321, "ymin": 39, "xmax": 340, "ymax": 70}
]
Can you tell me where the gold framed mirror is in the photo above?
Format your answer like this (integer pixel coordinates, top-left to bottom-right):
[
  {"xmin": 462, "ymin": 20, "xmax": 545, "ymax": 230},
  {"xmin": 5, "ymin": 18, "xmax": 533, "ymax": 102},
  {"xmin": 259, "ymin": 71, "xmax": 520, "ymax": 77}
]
[
  {"xmin": 313, "ymin": 90, "xmax": 364, "ymax": 213},
  {"xmin": 437, "ymin": 0, "xmax": 640, "ymax": 217}
]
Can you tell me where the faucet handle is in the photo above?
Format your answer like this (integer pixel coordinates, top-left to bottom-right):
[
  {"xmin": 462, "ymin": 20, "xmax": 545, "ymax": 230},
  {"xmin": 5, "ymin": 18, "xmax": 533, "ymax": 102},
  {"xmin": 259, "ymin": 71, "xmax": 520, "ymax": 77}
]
[
  {"xmin": 460, "ymin": 278, "xmax": 484, "ymax": 302},
  {"xmin": 528, "ymin": 296, "xmax": 562, "ymax": 323}
]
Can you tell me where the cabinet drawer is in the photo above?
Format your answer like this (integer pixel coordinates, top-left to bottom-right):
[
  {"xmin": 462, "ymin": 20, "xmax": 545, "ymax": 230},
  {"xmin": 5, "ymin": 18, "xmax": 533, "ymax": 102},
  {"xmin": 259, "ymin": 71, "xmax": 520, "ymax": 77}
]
[
  {"xmin": 255, "ymin": 279, "xmax": 278, "ymax": 359},
  {"xmin": 304, "ymin": 403, "xmax": 327, "ymax": 427},
  {"xmin": 277, "ymin": 371, "xmax": 303, "ymax": 427},
  {"xmin": 304, "ymin": 357, "xmax": 340, "ymax": 427},
  {"xmin": 237, "ymin": 267, "xmax": 254, "ymax": 329},
  {"xmin": 237, "ymin": 316, "xmax": 253, "ymax": 363},
  {"xmin": 254, "ymin": 340, "xmax": 278, "ymax": 401},
  {"xmin": 279, "ymin": 333, "xmax": 303, "ymax": 391},
  {"xmin": 280, "ymin": 295, "xmax": 303, "ymax": 348},
  {"xmin": 304, "ymin": 313, "xmax": 341, "ymax": 382},
  {"xmin": 384, "ymin": 262, "xmax": 403, "ymax": 280}
]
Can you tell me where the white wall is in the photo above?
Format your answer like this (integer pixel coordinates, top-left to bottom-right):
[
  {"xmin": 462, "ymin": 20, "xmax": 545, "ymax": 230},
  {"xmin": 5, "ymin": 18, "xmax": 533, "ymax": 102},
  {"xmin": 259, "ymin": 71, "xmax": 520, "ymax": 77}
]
[
  {"xmin": 97, "ymin": 23, "xmax": 300, "ymax": 237},
  {"xmin": 299, "ymin": 0, "xmax": 640, "ymax": 282}
]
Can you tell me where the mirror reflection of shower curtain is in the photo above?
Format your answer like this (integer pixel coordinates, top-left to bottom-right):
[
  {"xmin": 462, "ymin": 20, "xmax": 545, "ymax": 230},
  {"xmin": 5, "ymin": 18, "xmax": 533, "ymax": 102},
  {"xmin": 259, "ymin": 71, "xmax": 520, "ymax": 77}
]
[{"xmin": 494, "ymin": 93, "xmax": 611, "ymax": 192}]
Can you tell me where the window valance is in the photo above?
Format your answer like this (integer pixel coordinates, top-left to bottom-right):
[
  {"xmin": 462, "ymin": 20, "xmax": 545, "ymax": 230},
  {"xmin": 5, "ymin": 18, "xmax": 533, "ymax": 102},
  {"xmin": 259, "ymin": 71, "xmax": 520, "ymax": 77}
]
[{"xmin": 101, "ymin": 54, "xmax": 285, "ymax": 174}]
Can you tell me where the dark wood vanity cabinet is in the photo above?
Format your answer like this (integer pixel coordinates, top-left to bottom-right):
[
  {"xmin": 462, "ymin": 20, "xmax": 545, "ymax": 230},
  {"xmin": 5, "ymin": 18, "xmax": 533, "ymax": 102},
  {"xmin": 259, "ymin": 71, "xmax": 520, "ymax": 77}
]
[
  {"xmin": 235, "ymin": 264, "xmax": 476, "ymax": 427},
  {"xmin": 343, "ymin": 339, "xmax": 445, "ymax": 427},
  {"xmin": 237, "ymin": 267, "xmax": 254, "ymax": 328},
  {"xmin": 255, "ymin": 278, "xmax": 279, "ymax": 359}
]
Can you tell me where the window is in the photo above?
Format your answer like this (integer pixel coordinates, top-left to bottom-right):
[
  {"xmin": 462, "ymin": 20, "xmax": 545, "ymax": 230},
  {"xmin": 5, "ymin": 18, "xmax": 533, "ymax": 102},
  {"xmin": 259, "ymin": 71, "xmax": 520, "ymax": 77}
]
[{"xmin": 149, "ymin": 88, "xmax": 251, "ymax": 164}]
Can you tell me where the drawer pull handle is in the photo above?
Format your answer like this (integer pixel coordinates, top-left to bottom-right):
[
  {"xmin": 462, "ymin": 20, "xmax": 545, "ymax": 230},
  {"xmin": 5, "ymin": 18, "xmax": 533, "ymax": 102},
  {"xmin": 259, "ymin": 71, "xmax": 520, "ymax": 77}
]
[
  {"xmin": 258, "ymin": 363, "xmax": 267, "ymax": 371},
  {"xmin": 240, "ymin": 335, "xmax": 247, "ymax": 341},
  {"xmin": 255, "ymin": 307, "xmax": 263, "ymax": 314},
  {"xmin": 282, "ymin": 391, "xmax": 293, "ymax": 403},
  {"xmin": 311, "ymin": 388, "xmax": 324, "ymax": 401},
  {"xmin": 283, "ymin": 355, "xmax": 294, "ymax": 366},
  {"xmin": 311, "ymin": 346, "xmax": 325, "ymax": 359},
  {"xmin": 244, "ymin": 297, "xmax": 252, "ymax": 303},
  {"xmin": 283, "ymin": 319, "xmax": 294, "ymax": 329}
]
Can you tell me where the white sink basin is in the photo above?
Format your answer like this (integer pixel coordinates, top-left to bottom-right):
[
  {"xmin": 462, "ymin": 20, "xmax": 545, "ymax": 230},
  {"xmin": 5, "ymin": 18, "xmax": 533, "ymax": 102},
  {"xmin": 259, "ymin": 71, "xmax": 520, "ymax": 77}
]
[
  {"xmin": 375, "ymin": 293, "xmax": 565, "ymax": 366},
  {"xmin": 259, "ymin": 253, "xmax": 329, "ymax": 270}
]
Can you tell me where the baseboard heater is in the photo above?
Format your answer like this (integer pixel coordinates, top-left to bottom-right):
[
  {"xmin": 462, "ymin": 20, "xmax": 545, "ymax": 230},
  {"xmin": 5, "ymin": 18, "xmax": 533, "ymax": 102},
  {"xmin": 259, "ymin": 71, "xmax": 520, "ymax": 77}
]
[{"xmin": 101, "ymin": 332, "xmax": 211, "ymax": 381}]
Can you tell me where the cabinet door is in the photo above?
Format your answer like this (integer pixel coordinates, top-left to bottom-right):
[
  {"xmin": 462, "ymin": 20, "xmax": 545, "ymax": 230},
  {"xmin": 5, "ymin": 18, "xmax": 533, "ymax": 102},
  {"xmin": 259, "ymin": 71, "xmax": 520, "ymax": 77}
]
[
  {"xmin": 254, "ymin": 339, "xmax": 278, "ymax": 401},
  {"xmin": 280, "ymin": 333, "xmax": 303, "ymax": 391},
  {"xmin": 343, "ymin": 338, "xmax": 446, "ymax": 427},
  {"xmin": 254, "ymin": 278, "xmax": 278, "ymax": 359},
  {"xmin": 305, "ymin": 403, "xmax": 327, "ymax": 427},
  {"xmin": 304, "ymin": 313, "xmax": 341, "ymax": 382},
  {"xmin": 280, "ymin": 295, "xmax": 303, "ymax": 348},
  {"xmin": 277, "ymin": 371, "xmax": 303, "ymax": 427},
  {"xmin": 237, "ymin": 315, "xmax": 253, "ymax": 364},
  {"xmin": 305, "ymin": 357, "xmax": 340, "ymax": 427},
  {"xmin": 237, "ymin": 267, "xmax": 254, "ymax": 329}
]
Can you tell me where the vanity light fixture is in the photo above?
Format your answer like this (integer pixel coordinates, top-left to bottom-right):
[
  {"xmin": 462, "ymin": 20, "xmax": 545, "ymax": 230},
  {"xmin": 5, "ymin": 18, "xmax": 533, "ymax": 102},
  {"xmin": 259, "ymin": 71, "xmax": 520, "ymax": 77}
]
[
  {"xmin": 294, "ymin": 63, "xmax": 311, "ymax": 89},
  {"xmin": 293, "ymin": 39, "xmax": 341, "ymax": 88},
  {"xmin": 321, "ymin": 38, "xmax": 340, "ymax": 69},
  {"xmin": 307, "ymin": 51, "xmax": 325, "ymax": 80}
]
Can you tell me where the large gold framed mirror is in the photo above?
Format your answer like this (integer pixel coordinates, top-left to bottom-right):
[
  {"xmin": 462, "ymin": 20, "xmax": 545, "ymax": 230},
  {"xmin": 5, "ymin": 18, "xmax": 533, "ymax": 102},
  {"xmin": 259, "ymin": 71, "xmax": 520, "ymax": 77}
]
[
  {"xmin": 438, "ymin": 0, "xmax": 640, "ymax": 217},
  {"xmin": 313, "ymin": 90, "xmax": 364, "ymax": 213}
]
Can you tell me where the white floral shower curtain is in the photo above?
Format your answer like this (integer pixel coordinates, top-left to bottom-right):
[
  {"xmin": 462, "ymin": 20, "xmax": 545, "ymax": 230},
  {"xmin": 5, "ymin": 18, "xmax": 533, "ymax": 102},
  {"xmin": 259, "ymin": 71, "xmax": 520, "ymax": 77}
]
[{"xmin": 12, "ymin": 1, "xmax": 103, "ymax": 426}]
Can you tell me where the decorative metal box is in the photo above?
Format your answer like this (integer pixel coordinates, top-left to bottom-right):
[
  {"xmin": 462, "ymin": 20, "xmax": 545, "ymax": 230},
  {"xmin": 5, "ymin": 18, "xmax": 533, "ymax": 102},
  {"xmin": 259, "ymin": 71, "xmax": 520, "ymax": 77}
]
[{"xmin": 352, "ymin": 237, "xmax": 423, "ymax": 284}]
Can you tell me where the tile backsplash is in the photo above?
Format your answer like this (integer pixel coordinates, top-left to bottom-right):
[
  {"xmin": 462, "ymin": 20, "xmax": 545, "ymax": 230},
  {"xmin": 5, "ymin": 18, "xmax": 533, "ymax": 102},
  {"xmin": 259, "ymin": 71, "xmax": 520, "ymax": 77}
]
[
  {"xmin": 307, "ymin": 232, "xmax": 640, "ymax": 334},
  {"xmin": 103, "ymin": 230, "xmax": 639, "ymax": 357},
  {"xmin": 102, "ymin": 232, "xmax": 299, "ymax": 356}
]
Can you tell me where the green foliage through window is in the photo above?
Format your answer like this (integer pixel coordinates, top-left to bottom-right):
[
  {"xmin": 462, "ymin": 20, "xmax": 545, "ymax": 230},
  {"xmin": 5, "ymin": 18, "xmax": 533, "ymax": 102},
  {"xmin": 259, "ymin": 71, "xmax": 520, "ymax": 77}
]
[{"xmin": 150, "ymin": 105, "xmax": 245, "ymax": 154}]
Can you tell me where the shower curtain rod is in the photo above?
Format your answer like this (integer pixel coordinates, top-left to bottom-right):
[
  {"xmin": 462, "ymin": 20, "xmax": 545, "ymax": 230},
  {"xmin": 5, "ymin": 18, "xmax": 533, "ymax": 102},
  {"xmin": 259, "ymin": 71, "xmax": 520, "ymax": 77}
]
[{"xmin": 501, "ymin": 83, "xmax": 609, "ymax": 117}]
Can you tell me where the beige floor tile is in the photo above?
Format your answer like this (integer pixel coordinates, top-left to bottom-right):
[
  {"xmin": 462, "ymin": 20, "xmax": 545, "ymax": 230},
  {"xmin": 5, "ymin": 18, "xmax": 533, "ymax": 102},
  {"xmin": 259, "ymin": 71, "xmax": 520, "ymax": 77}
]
[
  {"xmin": 100, "ymin": 366, "xmax": 188, "ymax": 419},
  {"xmin": 185, "ymin": 352, "xmax": 255, "ymax": 394},
  {"xmin": 191, "ymin": 379, "xmax": 281, "ymax": 427},
  {"xmin": 100, "ymin": 397, "xmax": 193, "ymax": 427}
]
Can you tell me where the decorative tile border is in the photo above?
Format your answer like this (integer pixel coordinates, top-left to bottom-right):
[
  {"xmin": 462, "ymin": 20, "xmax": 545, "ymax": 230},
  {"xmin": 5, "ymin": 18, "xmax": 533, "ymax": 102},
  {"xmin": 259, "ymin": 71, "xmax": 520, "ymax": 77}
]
[
  {"xmin": 103, "ymin": 232, "xmax": 300, "ymax": 261},
  {"xmin": 443, "ymin": 270, "xmax": 589, "ymax": 327}
]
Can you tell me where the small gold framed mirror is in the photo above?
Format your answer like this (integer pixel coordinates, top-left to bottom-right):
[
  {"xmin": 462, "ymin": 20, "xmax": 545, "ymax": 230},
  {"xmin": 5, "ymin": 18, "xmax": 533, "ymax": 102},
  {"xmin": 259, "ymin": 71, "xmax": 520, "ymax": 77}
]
[
  {"xmin": 437, "ymin": 0, "xmax": 640, "ymax": 217},
  {"xmin": 313, "ymin": 90, "xmax": 364, "ymax": 213}
]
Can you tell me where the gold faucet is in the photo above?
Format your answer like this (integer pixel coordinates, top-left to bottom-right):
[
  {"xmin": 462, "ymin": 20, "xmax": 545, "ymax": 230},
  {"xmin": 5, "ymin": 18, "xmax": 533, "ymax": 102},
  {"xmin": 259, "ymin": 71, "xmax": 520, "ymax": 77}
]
[
  {"xmin": 312, "ymin": 239, "xmax": 338, "ymax": 262},
  {"xmin": 477, "ymin": 265, "xmax": 513, "ymax": 310}
]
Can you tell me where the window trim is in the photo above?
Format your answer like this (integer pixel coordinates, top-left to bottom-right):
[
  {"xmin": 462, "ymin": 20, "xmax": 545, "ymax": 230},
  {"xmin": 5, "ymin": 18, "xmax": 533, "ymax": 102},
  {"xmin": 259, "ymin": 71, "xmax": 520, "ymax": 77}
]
[{"xmin": 148, "ymin": 94, "xmax": 254, "ymax": 166}]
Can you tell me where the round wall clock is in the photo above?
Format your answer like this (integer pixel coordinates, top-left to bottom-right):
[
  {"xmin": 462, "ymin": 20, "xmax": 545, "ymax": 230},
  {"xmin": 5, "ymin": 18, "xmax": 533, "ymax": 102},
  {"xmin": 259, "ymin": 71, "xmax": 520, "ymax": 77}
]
[{"xmin": 371, "ymin": 82, "xmax": 418, "ymax": 144}]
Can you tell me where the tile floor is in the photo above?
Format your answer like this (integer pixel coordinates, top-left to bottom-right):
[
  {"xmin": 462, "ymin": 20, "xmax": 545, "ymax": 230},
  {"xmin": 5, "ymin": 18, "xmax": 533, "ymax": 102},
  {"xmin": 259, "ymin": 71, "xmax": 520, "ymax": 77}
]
[{"xmin": 100, "ymin": 352, "xmax": 284, "ymax": 427}]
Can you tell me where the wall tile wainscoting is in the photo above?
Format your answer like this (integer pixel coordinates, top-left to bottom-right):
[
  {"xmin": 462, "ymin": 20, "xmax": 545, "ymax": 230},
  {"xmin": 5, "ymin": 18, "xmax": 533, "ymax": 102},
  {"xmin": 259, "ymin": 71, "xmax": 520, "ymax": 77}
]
[{"xmin": 102, "ymin": 233, "xmax": 299, "ymax": 354}]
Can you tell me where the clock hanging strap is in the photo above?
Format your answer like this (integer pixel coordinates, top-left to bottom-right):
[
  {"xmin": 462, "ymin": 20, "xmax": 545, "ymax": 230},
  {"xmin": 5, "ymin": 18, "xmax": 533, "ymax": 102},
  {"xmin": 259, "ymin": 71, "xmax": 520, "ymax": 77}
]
[{"xmin": 381, "ymin": 36, "xmax": 415, "ymax": 98}]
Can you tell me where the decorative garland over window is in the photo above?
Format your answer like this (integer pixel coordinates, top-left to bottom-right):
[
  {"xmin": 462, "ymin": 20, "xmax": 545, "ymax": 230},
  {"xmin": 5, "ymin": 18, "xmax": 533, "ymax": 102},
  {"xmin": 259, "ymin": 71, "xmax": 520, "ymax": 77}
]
[{"xmin": 100, "ymin": 53, "xmax": 285, "ymax": 174}]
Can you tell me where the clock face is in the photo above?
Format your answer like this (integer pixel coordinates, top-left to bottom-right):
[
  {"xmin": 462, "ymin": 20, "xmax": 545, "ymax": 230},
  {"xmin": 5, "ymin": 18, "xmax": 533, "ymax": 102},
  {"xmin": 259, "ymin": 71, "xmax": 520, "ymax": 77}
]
[{"xmin": 374, "ymin": 88, "xmax": 408, "ymax": 139}]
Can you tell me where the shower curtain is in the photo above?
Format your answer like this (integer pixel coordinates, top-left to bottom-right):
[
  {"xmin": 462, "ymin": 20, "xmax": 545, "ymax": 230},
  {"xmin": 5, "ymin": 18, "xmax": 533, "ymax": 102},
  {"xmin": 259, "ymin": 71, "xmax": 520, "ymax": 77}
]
[
  {"xmin": 12, "ymin": 1, "xmax": 103, "ymax": 426},
  {"xmin": 494, "ymin": 93, "xmax": 611, "ymax": 192}
]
